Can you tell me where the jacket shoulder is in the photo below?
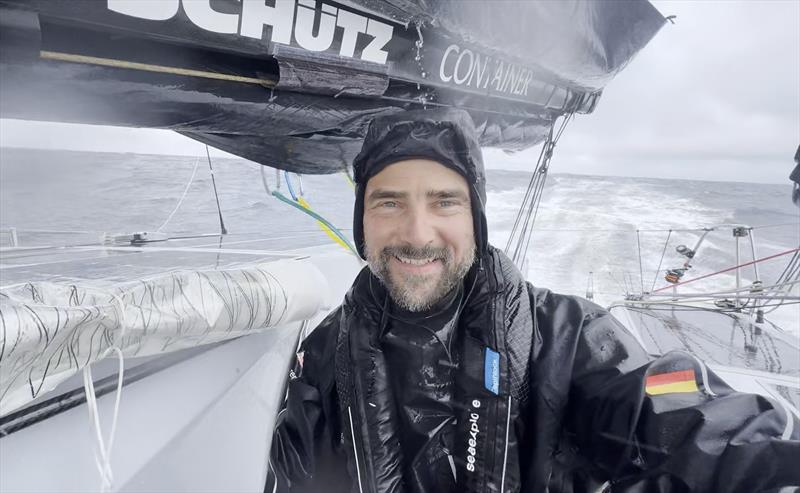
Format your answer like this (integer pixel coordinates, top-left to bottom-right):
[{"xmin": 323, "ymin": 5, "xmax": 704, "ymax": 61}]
[
  {"xmin": 528, "ymin": 284, "xmax": 649, "ymax": 371},
  {"xmin": 299, "ymin": 307, "xmax": 342, "ymax": 387},
  {"xmin": 528, "ymin": 285, "xmax": 609, "ymax": 325}
]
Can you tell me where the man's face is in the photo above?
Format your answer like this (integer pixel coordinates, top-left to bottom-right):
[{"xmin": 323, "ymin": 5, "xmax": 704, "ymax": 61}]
[{"xmin": 363, "ymin": 159, "xmax": 476, "ymax": 312}]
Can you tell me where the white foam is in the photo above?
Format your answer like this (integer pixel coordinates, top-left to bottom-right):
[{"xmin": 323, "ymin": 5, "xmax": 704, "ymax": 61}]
[{"xmin": 485, "ymin": 173, "xmax": 798, "ymax": 337}]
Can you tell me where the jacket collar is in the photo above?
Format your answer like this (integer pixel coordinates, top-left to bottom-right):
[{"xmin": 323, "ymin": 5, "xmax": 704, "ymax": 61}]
[{"xmin": 336, "ymin": 248, "xmax": 532, "ymax": 493}]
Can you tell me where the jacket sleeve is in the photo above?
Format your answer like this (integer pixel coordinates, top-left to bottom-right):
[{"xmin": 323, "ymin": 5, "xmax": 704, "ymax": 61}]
[
  {"xmin": 268, "ymin": 311, "xmax": 348, "ymax": 493},
  {"xmin": 565, "ymin": 305, "xmax": 800, "ymax": 492}
]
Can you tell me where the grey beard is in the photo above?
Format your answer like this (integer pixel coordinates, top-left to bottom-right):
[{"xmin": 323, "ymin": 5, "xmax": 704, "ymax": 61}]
[{"xmin": 366, "ymin": 243, "xmax": 476, "ymax": 312}]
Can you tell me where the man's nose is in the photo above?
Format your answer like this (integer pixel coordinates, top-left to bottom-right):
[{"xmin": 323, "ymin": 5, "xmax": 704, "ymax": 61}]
[{"xmin": 401, "ymin": 207, "xmax": 436, "ymax": 247}]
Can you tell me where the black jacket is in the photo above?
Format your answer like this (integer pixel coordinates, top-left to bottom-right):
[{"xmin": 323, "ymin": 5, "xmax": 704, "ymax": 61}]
[
  {"xmin": 269, "ymin": 109, "xmax": 799, "ymax": 492},
  {"xmin": 269, "ymin": 247, "xmax": 800, "ymax": 493}
]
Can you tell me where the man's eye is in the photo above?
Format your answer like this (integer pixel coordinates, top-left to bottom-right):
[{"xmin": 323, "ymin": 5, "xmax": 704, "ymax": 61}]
[
  {"xmin": 380, "ymin": 201, "xmax": 397, "ymax": 208},
  {"xmin": 438, "ymin": 200, "xmax": 456, "ymax": 208}
]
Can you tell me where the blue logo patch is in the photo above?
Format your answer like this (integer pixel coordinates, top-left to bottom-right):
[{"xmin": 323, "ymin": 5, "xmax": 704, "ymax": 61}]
[{"xmin": 484, "ymin": 348, "xmax": 500, "ymax": 395}]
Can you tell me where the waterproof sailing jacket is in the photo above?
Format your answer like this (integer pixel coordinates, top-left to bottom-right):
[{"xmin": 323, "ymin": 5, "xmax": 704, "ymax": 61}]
[
  {"xmin": 268, "ymin": 109, "xmax": 800, "ymax": 492},
  {"xmin": 269, "ymin": 250, "xmax": 800, "ymax": 493}
]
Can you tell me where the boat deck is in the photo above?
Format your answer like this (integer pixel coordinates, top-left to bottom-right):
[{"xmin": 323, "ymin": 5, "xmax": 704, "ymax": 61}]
[
  {"xmin": 0, "ymin": 230, "xmax": 345, "ymax": 286},
  {"xmin": 0, "ymin": 232, "xmax": 363, "ymax": 492},
  {"xmin": 612, "ymin": 303, "xmax": 800, "ymax": 412}
]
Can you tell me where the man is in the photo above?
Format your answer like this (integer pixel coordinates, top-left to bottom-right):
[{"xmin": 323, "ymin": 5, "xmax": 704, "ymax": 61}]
[{"xmin": 269, "ymin": 109, "xmax": 799, "ymax": 492}]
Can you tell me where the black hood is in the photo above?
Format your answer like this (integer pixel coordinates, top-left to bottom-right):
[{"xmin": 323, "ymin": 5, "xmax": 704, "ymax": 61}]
[{"xmin": 352, "ymin": 108, "xmax": 488, "ymax": 260}]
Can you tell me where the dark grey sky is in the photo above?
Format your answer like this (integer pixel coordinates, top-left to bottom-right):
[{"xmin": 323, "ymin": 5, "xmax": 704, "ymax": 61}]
[{"xmin": 1, "ymin": 0, "xmax": 798, "ymax": 184}]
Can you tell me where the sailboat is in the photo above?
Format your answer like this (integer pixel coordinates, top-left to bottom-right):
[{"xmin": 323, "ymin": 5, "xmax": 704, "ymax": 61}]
[{"xmin": 0, "ymin": 0, "xmax": 796, "ymax": 491}]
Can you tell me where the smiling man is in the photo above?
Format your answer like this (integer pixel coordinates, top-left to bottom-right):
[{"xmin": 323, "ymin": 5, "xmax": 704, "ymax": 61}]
[
  {"xmin": 268, "ymin": 109, "xmax": 799, "ymax": 493},
  {"xmin": 363, "ymin": 158, "xmax": 476, "ymax": 312}
]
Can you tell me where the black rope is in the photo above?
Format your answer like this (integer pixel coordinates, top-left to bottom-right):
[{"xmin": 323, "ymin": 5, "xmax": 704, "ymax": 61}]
[{"xmin": 206, "ymin": 145, "xmax": 228, "ymax": 235}]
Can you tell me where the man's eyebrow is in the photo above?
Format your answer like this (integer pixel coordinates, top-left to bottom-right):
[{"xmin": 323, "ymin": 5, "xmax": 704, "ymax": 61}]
[
  {"xmin": 426, "ymin": 189, "xmax": 469, "ymax": 201},
  {"xmin": 367, "ymin": 189, "xmax": 408, "ymax": 201}
]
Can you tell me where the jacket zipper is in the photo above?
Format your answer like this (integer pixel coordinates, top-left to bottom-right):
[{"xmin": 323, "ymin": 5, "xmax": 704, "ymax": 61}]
[
  {"xmin": 499, "ymin": 395, "xmax": 512, "ymax": 493},
  {"xmin": 490, "ymin": 255, "xmax": 511, "ymax": 493},
  {"xmin": 347, "ymin": 406, "xmax": 365, "ymax": 493},
  {"xmin": 484, "ymin": 279, "xmax": 499, "ymax": 493}
]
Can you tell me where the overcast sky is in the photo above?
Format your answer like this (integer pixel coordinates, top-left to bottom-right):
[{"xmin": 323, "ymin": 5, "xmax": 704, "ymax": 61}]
[{"xmin": 1, "ymin": 0, "xmax": 798, "ymax": 184}]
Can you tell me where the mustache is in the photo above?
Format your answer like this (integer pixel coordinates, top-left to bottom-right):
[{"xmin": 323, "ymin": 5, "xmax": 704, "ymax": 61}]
[{"xmin": 381, "ymin": 244, "xmax": 451, "ymax": 262}]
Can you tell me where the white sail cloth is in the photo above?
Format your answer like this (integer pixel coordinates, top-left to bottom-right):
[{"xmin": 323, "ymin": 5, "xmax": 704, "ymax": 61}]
[{"xmin": 0, "ymin": 259, "xmax": 327, "ymax": 416}]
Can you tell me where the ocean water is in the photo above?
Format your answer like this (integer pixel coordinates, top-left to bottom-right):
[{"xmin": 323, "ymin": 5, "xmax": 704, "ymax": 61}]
[{"xmin": 2, "ymin": 147, "xmax": 798, "ymax": 334}]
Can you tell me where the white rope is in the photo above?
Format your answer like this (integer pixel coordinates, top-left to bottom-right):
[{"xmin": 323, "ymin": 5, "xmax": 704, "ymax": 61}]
[
  {"xmin": 260, "ymin": 166, "xmax": 272, "ymax": 194},
  {"xmin": 81, "ymin": 293, "xmax": 128, "ymax": 492},
  {"xmin": 156, "ymin": 157, "xmax": 201, "ymax": 232}
]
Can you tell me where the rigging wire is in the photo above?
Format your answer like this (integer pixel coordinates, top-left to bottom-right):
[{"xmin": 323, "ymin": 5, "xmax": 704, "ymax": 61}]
[
  {"xmin": 504, "ymin": 113, "xmax": 573, "ymax": 267},
  {"xmin": 518, "ymin": 169, "xmax": 548, "ymax": 264},
  {"xmin": 619, "ymin": 298, "xmax": 799, "ymax": 311},
  {"xmin": 628, "ymin": 224, "xmax": 798, "ymax": 319},
  {"xmin": 488, "ymin": 222, "xmax": 796, "ymax": 234},
  {"xmin": 651, "ymin": 230, "xmax": 672, "ymax": 293},
  {"xmin": 759, "ymin": 250, "xmax": 800, "ymax": 314},
  {"xmin": 651, "ymin": 247, "xmax": 800, "ymax": 294},
  {"xmin": 640, "ymin": 279, "xmax": 800, "ymax": 298},
  {"xmin": 751, "ymin": 222, "xmax": 800, "ymax": 230},
  {"xmin": 206, "ymin": 145, "xmax": 228, "ymax": 235},
  {"xmin": 617, "ymin": 223, "xmax": 799, "ymax": 320},
  {"xmin": 518, "ymin": 115, "xmax": 573, "ymax": 262},
  {"xmin": 504, "ymin": 139, "xmax": 546, "ymax": 255},
  {"xmin": 608, "ymin": 271, "xmax": 629, "ymax": 297},
  {"xmin": 155, "ymin": 157, "xmax": 201, "ymax": 232},
  {"xmin": 636, "ymin": 230, "xmax": 645, "ymax": 295}
]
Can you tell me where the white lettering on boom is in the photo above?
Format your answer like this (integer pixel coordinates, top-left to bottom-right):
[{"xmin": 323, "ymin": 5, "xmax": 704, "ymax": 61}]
[
  {"xmin": 107, "ymin": 0, "xmax": 394, "ymax": 64},
  {"xmin": 438, "ymin": 43, "xmax": 533, "ymax": 98}
]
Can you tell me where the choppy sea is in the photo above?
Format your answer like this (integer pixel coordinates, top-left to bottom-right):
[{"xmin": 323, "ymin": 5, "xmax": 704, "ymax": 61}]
[{"xmin": 2, "ymin": 147, "xmax": 798, "ymax": 334}]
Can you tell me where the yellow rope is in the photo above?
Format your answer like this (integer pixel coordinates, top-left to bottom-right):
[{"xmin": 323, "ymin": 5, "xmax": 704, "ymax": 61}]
[
  {"xmin": 342, "ymin": 171, "xmax": 355, "ymax": 190},
  {"xmin": 39, "ymin": 50, "xmax": 277, "ymax": 87},
  {"xmin": 296, "ymin": 197, "xmax": 352, "ymax": 252}
]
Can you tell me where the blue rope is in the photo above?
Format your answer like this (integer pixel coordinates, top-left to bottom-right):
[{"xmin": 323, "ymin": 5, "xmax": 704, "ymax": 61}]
[
  {"xmin": 271, "ymin": 191, "xmax": 357, "ymax": 255},
  {"xmin": 284, "ymin": 171, "xmax": 299, "ymax": 201}
]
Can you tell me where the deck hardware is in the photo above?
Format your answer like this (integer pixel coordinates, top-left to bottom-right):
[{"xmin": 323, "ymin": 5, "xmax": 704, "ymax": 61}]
[
  {"xmin": 665, "ymin": 268, "xmax": 685, "ymax": 284},
  {"xmin": 732, "ymin": 227, "xmax": 749, "ymax": 237},
  {"xmin": 675, "ymin": 244, "xmax": 695, "ymax": 258}
]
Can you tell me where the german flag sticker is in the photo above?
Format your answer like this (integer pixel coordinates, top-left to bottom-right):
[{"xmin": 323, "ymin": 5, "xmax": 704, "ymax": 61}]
[{"xmin": 645, "ymin": 369, "xmax": 699, "ymax": 396}]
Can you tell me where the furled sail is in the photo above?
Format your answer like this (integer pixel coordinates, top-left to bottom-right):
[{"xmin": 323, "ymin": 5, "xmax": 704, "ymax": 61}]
[{"xmin": 0, "ymin": 259, "xmax": 326, "ymax": 415}]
